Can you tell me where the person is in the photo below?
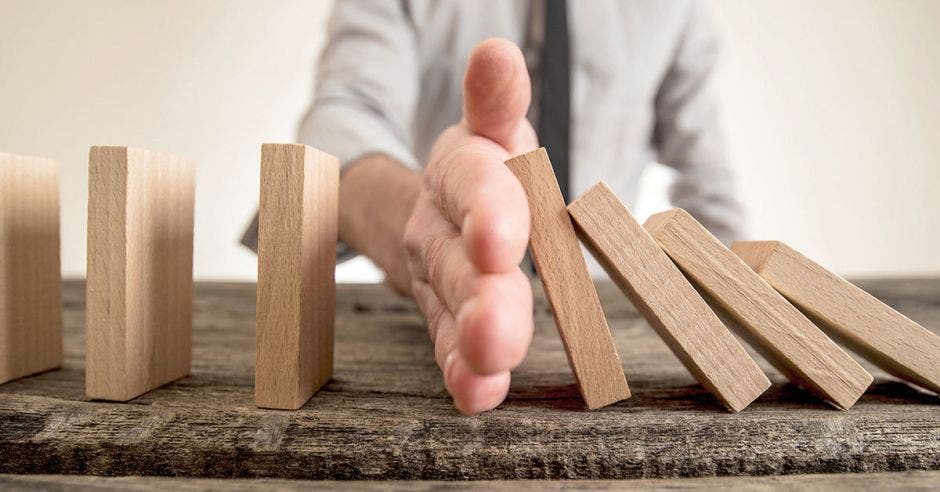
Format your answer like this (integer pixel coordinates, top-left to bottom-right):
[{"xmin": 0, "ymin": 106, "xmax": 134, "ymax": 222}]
[{"xmin": 243, "ymin": 0, "xmax": 744, "ymax": 415}]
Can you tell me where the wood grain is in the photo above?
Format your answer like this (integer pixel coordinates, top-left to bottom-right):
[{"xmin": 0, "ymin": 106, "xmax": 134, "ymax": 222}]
[
  {"xmin": 505, "ymin": 148, "xmax": 629, "ymax": 409},
  {"xmin": 644, "ymin": 209, "xmax": 872, "ymax": 409},
  {"xmin": 0, "ymin": 280, "xmax": 938, "ymax": 479},
  {"xmin": 3, "ymin": 471, "xmax": 940, "ymax": 490},
  {"xmin": 0, "ymin": 152, "xmax": 62, "ymax": 384},
  {"xmin": 568, "ymin": 182, "xmax": 769, "ymax": 411},
  {"xmin": 733, "ymin": 240, "xmax": 940, "ymax": 395},
  {"xmin": 255, "ymin": 143, "xmax": 338, "ymax": 410},
  {"xmin": 85, "ymin": 146, "xmax": 195, "ymax": 401}
]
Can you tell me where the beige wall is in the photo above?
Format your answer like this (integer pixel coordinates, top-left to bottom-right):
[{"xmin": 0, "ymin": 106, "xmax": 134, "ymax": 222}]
[
  {"xmin": 1, "ymin": 0, "xmax": 937, "ymax": 281},
  {"xmin": 711, "ymin": 0, "xmax": 940, "ymax": 277},
  {"xmin": 0, "ymin": 0, "xmax": 332, "ymax": 280}
]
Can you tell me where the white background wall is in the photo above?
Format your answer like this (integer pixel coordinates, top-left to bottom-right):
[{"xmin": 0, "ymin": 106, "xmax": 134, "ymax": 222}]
[
  {"xmin": 1, "ymin": 0, "xmax": 938, "ymax": 281},
  {"xmin": 711, "ymin": 0, "xmax": 940, "ymax": 277}
]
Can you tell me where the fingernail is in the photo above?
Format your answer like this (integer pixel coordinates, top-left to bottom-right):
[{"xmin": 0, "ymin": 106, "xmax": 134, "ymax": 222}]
[{"xmin": 443, "ymin": 351, "xmax": 458, "ymax": 392}]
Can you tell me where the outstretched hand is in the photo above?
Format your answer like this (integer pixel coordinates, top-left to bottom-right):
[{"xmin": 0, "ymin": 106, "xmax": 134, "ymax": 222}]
[{"xmin": 402, "ymin": 38, "xmax": 538, "ymax": 414}]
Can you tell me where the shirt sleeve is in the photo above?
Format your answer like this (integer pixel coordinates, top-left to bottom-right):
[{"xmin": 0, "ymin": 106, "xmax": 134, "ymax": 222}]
[
  {"xmin": 652, "ymin": 0, "xmax": 745, "ymax": 244},
  {"xmin": 241, "ymin": 0, "xmax": 420, "ymax": 257},
  {"xmin": 297, "ymin": 0, "xmax": 421, "ymax": 171}
]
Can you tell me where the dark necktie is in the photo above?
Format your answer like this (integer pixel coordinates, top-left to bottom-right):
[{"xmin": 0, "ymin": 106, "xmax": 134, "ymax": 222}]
[{"xmin": 539, "ymin": 0, "xmax": 571, "ymax": 202}]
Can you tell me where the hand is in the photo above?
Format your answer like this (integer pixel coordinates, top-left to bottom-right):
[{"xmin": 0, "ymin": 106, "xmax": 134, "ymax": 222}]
[{"xmin": 402, "ymin": 38, "xmax": 538, "ymax": 415}]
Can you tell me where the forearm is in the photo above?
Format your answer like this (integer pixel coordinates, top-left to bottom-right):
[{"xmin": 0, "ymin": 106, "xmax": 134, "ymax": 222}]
[{"xmin": 339, "ymin": 153, "xmax": 421, "ymax": 295}]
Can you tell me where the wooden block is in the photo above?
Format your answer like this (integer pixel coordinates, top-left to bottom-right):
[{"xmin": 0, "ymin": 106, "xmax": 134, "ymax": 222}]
[
  {"xmin": 255, "ymin": 143, "xmax": 338, "ymax": 410},
  {"xmin": 568, "ymin": 182, "xmax": 770, "ymax": 411},
  {"xmin": 644, "ymin": 209, "xmax": 872, "ymax": 408},
  {"xmin": 733, "ymin": 240, "xmax": 940, "ymax": 394},
  {"xmin": 505, "ymin": 148, "xmax": 630, "ymax": 409},
  {"xmin": 0, "ymin": 152, "xmax": 62, "ymax": 384},
  {"xmin": 86, "ymin": 146, "xmax": 195, "ymax": 401}
]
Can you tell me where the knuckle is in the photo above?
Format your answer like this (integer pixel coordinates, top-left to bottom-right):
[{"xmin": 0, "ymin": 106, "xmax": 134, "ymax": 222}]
[
  {"xmin": 452, "ymin": 262, "xmax": 479, "ymax": 302},
  {"xmin": 431, "ymin": 154, "xmax": 459, "ymax": 209},
  {"xmin": 402, "ymin": 213, "xmax": 424, "ymax": 258},
  {"xmin": 427, "ymin": 305, "xmax": 447, "ymax": 340},
  {"xmin": 423, "ymin": 234, "xmax": 452, "ymax": 285},
  {"xmin": 412, "ymin": 286, "xmax": 443, "ymax": 343}
]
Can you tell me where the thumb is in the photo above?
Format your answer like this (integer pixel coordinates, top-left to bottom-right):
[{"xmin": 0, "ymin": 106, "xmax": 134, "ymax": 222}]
[{"xmin": 462, "ymin": 38, "xmax": 534, "ymax": 153}]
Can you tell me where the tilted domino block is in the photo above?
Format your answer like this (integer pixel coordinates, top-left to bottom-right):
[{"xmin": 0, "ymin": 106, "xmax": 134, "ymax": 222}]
[
  {"xmin": 255, "ymin": 143, "xmax": 338, "ymax": 410},
  {"xmin": 86, "ymin": 146, "xmax": 195, "ymax": 401},
  {"xmin": 0, "ymin": 152, "xmax": 62, "ymax": 384},
  {"xmin": 644, "ymin": 209, "xmax": 872, "ymax": 409},
  {"xmin": 569, "ymin": 182, "xmax": 770, "ymax": 411},
  {"xmin": 505, "ymin": 148, "xmax": 630, "ymax": 410},
  {"xmin": 733, "ymin": 240, "xmax": 940, "ymax": 394}
]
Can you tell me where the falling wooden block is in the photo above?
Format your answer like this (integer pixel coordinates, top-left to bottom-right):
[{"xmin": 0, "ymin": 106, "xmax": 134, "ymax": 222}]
[
  {"xmin": 505, "ymin": 148, "xmax": 630, "ymax": 409},
  {"xmin": 255, "ymin": 143, "xmax": 338, "ymax": 410},
  {"xmin": 86, "ymin": 146, "xmax": 195, "ymax": 401},
  {"xmin": 568, "ymin": 182, "xmax": 769, "ymax": 411},
  {"xmin": 0, "ymin": 152, "xmax": 62, "ymax": 384},
  {"xmin": 644, "ymin": 209, "xmax": 872, "ymax": 409},
  {"xmin": 733, "ymin": 240, "xmax": 940, "ymax": 394}
]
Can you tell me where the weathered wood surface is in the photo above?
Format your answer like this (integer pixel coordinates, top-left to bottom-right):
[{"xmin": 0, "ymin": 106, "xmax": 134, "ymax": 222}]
[
  {"xmin": 3, "ymin": 471, "xmax": 939, "ymax": 490},
  {"xmin": 0, "ymin": 279, "xmax": 938, "ymax": 480}
]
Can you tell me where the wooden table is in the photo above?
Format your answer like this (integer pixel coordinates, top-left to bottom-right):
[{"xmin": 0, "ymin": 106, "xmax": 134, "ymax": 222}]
[{"xmin": 1, "ymin": 279, "xmax": 938, "ymax": 486}]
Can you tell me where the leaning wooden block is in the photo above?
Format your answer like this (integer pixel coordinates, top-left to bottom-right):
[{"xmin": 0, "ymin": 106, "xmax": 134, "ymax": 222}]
[
  {"xmin": 0, "ymin": 152, "xmax": 62, "ymax": 384},
  {"xmin": 255, "ymin": 144, "xmax": 338, "ymax": 410},
  {"xmin": 644, "ymin": 209, "xmax": 872, "ymax": 409},
  {"xmin": 506, "ymin": 148, "xmax": 630, "ymax": 409},
  {"xmin": 568, "ymin": 182, "xmax": 769, "ymax": 411},
  {"xmin": 86, "ymin": 146, "xmax": 195, "ymax": 401},
  {"xmin": 733, "ymin": 240, "xmax": 940, "ymax": 394}
]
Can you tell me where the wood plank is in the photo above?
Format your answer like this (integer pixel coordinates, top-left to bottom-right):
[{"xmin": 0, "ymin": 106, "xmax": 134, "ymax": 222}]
[
  {"xmin": 505, "ymin": 148, "xmax": 629, "ymax": 409},
  {"xmin": 568, "ymin": 182, "xmax": 769, "ymax": 411},
  {"xmin": 0, "ymin": 152, "xmax": 61, "ymax": 384},
  {"xmin": 3, "ymin": 471, "xmax": 940, "ymax": 491},
  {"xmin": 85, "ymin": 146, "xmax": 195, "ymax": 401},
  {"xmin": 644, "ymin": 209, "xmax": 873, "ymax": 409},
  {"xmin": 733, "ymin": 240, "xmax": 940, "ymax": 394},
  {"xmin": 0, "ymin": 280, "xmax": 938, "ymax": 479},
  {"xmin": 255, "ymin": 143, "xmax": 338, "ymax": 409}
]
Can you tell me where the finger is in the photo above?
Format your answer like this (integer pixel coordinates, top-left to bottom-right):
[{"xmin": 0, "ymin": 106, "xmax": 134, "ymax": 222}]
[
  {"xmin": 411, "ymin": 233, "xmax": 533, "ymax": 375},
  {"xmin": 424, "ymin": 142, "xmax": 530, "ymax": 273},
  {"xmin": 410, "ymin": 279, "xmax": 449, "ymax": 343},
  {"xmin": 408, "ymin": 233, "xmax": 516, "ymax": 416},
  {"xmin": 410, "ymin": 278, "xmax": 461, "ymax": 377},
  {"xmin": 463, "ymin": 38, "xmax": 535, "ymax": 154},
  {"xmin": 423, "ymin": 281, "xmax": 511, "ymax": 415},
  {"xmin": 456, "ymin": 268, "xmax": 534, "ymax": 375},
  {"xmin": 408, "ymin": 207, "xmax": 534, "ymax": 374},
  {"xmin": 403, "ymin": 196, "xmax": 477, "ymax": 314},
  {"xmin": 444, "ymin": 353, "xmax": 511, "ymax": 415},
  {"xmin": 424, "ymin": 289, "xmax": 511, "ymax": 415}
]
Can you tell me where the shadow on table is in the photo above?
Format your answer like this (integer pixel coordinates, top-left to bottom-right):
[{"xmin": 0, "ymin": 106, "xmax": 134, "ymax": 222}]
[{"xmin": 502, "ymin": 377, "xmax": 938, "ymax": 413}]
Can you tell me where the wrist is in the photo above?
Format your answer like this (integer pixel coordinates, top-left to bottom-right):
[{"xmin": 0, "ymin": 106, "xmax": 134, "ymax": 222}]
[{"xmin": 339, "ymin": 154, "xmax": 421, "ymax": 292}]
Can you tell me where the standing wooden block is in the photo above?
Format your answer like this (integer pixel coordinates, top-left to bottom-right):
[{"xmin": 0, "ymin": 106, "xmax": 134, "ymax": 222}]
[
  {"xmin": 568, "ymin": 182, "xmax": 769, "ymax": 411},
  {"xmin": 86, "ymin": 146, "xmax": 195, "ymax": 401},
  {"xmin": 505, "ymin": 148, "xmax": 630, "ymax": 409},
  {"xmin": 733, "ymin": 240, "xmax": 940, "ymax": 394},
  {"xmin": 255, "ymin": 144, "xmax": 338, "ymax": 410},
  {"xmin": 0, "ymin": 152, "xmax": 62, "ymax": 384},
  {"xmin": 644, "ymin": 209, "xmax": 872, "ymax": 409}
]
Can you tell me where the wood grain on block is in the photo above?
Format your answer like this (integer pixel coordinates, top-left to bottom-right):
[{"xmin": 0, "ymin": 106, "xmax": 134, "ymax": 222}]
[
  {"xmin": 505, "ymin": 148, "xmax": 629, "ymax": 409},
  {"xmin": 86, "ymin": 146, "xmax": 195, "ymax": 401},
  {"xmin": 644, "ymin": 209, "xmax": 872, "ymax": 409},
  {"xmin": 733, "ymin": 240, "xmax": 940, "ymax": 394},
  {"xmin": 0, "ymin": 152, "xmax": 62, "ymax": 384},
  {"xmin": 255, "ymin": 144, "xmax": 338, "ymax": 410},
  {"xmin": 568, "ymin": 182, "xmax": 769, "ymax": 411}
]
